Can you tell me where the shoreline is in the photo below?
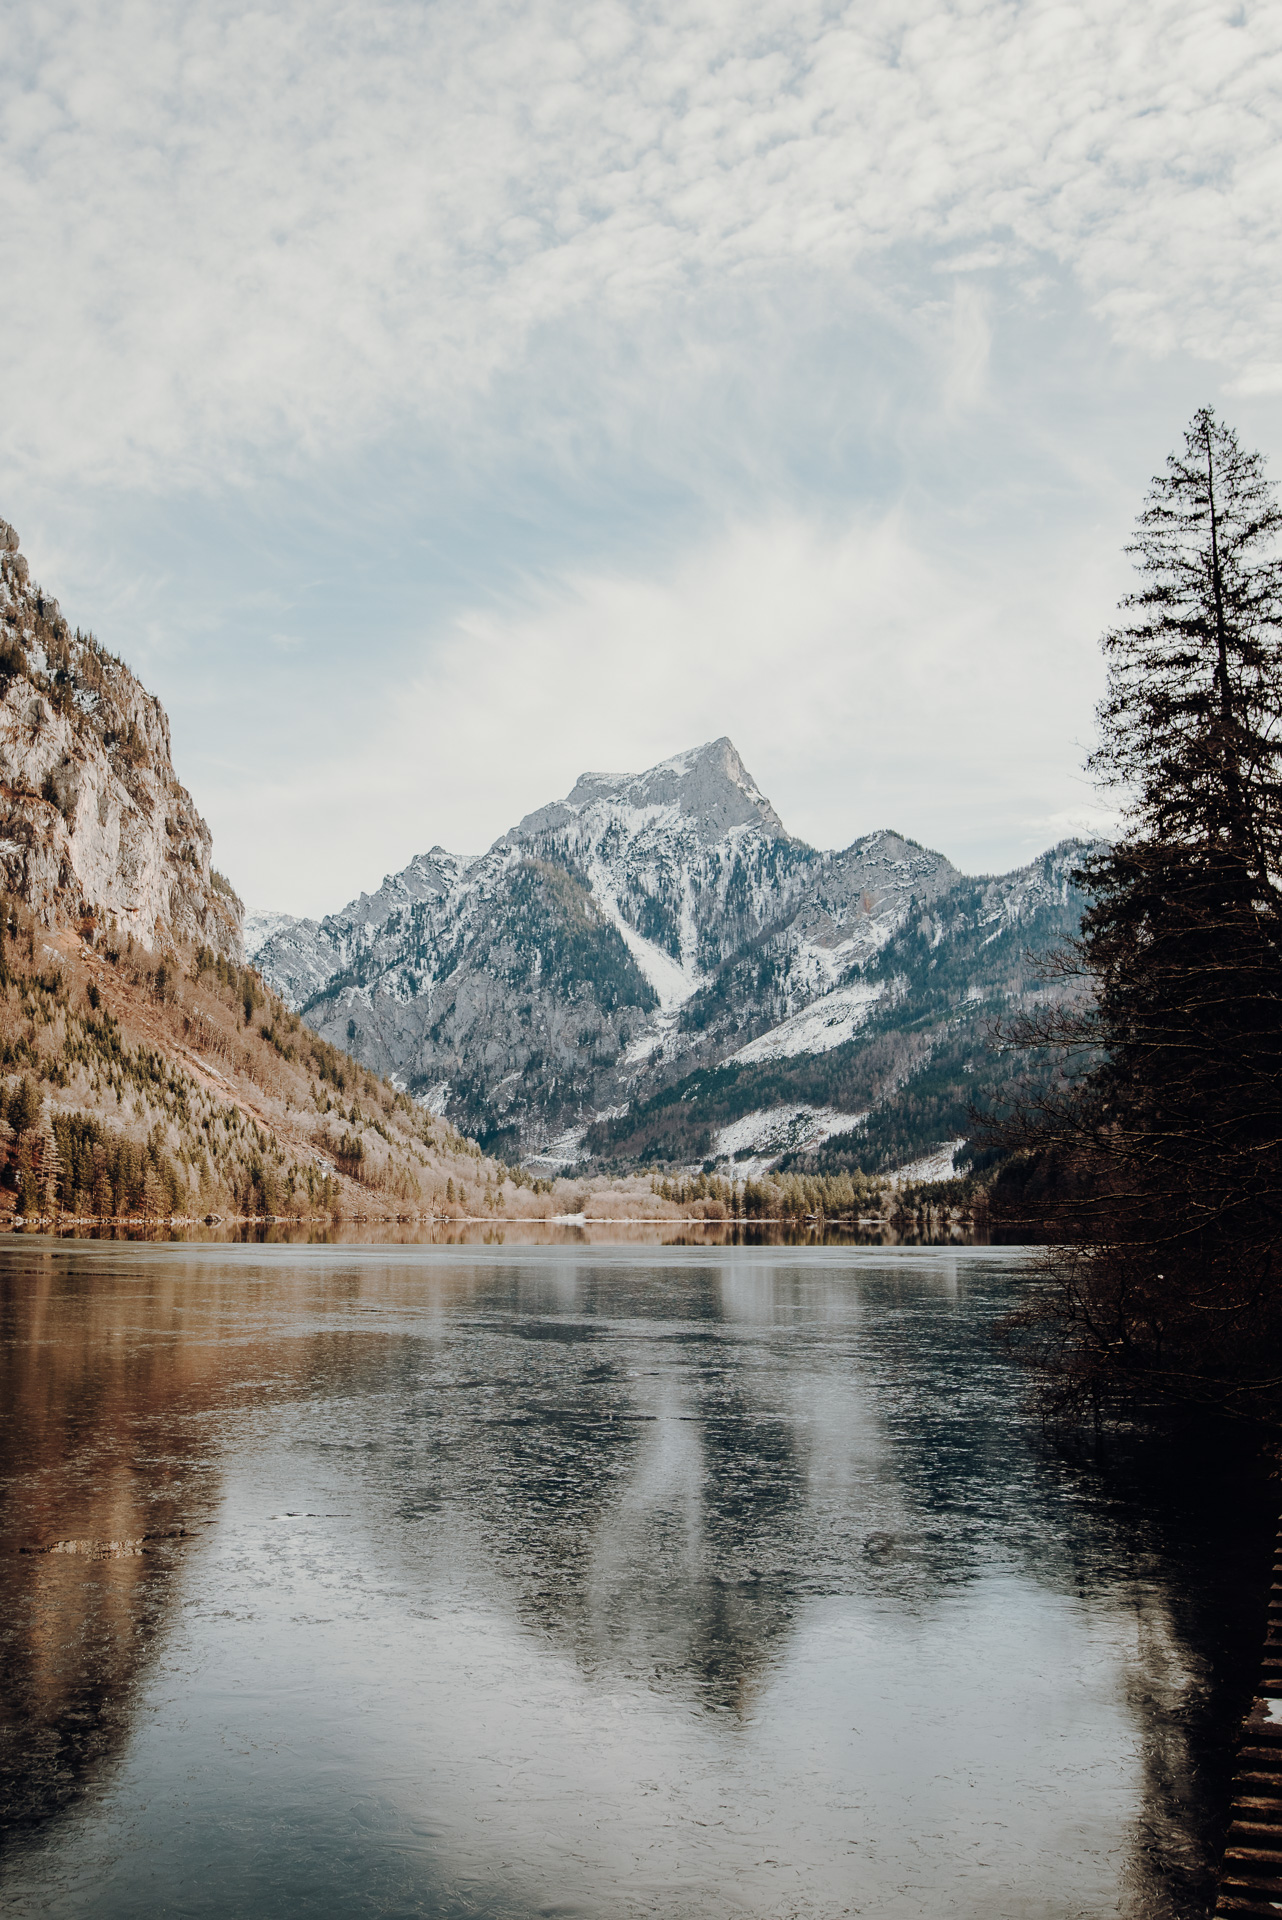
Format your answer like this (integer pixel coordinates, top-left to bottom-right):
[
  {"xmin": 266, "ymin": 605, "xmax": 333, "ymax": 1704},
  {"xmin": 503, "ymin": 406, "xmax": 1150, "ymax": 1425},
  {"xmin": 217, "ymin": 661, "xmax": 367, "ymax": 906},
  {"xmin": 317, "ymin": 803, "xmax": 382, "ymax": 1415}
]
[{"xmin": 0, "ymin": 1209, "xmax": 906, "ymax": 1230}]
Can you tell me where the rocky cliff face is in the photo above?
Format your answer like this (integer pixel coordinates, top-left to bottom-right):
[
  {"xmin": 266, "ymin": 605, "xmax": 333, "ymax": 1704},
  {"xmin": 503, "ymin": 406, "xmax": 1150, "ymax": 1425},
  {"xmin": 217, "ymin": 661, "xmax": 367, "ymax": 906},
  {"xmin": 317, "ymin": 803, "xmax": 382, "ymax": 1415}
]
[
  {"xmin": 250, "ymin": 739, "xmax": 1089, "ymax": 1175},
  {"xmin": 0, "ymin": 523, "xmax": 240, "ymax": 957}
]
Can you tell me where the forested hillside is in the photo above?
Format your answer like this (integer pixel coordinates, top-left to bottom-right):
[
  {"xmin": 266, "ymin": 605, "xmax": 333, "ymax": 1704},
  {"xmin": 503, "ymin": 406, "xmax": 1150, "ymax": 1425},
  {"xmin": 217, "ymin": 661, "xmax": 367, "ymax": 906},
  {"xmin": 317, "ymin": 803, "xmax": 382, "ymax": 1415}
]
[{"xmin": 0, "ymin": 514, "xmax": 571, "ymax": 1226}]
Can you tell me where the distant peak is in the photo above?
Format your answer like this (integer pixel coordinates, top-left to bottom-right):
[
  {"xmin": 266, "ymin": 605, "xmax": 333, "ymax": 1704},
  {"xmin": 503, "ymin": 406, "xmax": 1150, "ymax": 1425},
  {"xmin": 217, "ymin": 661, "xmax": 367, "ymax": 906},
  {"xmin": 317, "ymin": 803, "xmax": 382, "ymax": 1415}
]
[
  {"xmin": 649, "ymin": 735, "xmax": 740, "ymax": 776},
  {"xmin": 531, "ymin": 737, "xmax": 789, "ymax": 844},
  {"xmin": 570, "ymin": 737, "xmax": 744, "ymax": 793}
]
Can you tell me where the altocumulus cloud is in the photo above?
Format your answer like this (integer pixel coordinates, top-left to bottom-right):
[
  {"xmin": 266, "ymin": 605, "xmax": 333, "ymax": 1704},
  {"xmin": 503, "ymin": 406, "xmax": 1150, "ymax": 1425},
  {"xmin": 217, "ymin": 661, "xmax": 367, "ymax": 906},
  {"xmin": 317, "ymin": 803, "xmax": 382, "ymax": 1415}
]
[
  {"xmin": 0, "ymin": 0, "xmax": 1278, "ymax": 908},
  {"xmin": 1, "ymin": 0, "xmax": 1279, "ymax": 483}
]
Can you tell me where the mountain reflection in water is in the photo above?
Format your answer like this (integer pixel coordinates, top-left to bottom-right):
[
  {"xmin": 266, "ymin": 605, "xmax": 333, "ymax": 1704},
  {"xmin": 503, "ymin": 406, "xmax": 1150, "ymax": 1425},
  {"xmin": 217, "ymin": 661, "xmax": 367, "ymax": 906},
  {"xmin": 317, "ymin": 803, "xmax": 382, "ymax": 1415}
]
[{"xmin": 0, "ymin": 1241, "xmax": 1272, "ymax": 1919}]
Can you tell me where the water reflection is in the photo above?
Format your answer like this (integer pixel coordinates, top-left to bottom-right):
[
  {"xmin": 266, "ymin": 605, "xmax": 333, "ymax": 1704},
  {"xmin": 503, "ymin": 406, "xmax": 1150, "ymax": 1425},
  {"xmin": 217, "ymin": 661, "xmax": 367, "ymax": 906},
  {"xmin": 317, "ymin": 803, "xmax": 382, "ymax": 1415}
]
[
  {"xmin": 0, "ymin": 1242, "xmax": 1272, "ymax": 1918},
  {"xmin": 0, "ymin": 1250, "xmax": 224, "ymax": 1841},
  {"xmin": 14, "ymin": 1215, "xmax": 1000, "ymax": 1250}
]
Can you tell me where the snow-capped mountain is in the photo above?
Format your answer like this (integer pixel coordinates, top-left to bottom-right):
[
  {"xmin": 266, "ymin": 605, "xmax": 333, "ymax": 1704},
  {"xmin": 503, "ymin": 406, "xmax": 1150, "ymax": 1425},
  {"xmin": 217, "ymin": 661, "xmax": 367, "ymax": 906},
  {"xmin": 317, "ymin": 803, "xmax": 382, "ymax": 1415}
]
[{"xmin": 251, "ymin": 739, "xmax": 1088, "ymax": 1173}]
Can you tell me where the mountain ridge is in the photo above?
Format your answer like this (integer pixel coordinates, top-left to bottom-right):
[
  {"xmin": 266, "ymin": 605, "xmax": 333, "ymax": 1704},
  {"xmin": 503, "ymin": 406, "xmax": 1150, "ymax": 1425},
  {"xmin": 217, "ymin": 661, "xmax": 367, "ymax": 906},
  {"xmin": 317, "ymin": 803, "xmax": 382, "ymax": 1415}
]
[{"xmin": 250, "ymin": 740, "xmax": 1088, "ymax": 1176}]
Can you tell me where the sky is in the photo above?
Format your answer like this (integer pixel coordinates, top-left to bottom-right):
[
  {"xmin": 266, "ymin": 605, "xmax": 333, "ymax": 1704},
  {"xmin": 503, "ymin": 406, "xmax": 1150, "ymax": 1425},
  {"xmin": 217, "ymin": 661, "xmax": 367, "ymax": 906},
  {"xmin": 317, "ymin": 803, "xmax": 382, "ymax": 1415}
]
[{"xmin": 2, "ymin": 0, "xmax": 1281, "ymax": 915}]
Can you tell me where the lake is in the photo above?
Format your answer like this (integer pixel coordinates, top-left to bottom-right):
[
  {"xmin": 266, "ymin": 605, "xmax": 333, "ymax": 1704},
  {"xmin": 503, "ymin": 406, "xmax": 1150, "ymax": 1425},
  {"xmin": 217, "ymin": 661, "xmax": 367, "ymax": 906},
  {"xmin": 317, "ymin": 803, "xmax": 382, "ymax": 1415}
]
[{"xmin": 0, "ymin": 1239, "xmax": 1271, "ymax": 1918}]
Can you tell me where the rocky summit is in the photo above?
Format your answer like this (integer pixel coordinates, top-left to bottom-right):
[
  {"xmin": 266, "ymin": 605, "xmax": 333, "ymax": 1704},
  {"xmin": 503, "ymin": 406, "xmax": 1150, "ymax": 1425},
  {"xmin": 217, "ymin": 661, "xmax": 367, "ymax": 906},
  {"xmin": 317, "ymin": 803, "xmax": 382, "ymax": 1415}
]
[
  {"xmin": 0, "ymin": 524, "xmax": 240, "ymax": 958},
  {"xmin": 250, "ymin": 740, "xmax": 1089, "ymax": 1178}
]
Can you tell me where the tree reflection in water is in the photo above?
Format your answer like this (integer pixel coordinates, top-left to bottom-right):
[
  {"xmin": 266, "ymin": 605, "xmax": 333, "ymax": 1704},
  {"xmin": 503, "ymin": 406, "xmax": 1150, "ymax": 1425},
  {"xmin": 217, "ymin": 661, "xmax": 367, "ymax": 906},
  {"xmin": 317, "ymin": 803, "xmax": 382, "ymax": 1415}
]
[{"xmin": 0, "ymin": 1240, "xmax": 1273, "ymax": 1919}]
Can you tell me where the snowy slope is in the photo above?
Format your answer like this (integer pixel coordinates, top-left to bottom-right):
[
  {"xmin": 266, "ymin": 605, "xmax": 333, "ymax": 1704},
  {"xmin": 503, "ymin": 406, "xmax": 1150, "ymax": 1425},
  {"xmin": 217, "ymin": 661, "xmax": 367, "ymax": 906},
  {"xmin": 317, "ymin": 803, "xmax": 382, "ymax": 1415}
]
[
  {"xmin": 244, "ymin": 911, "xmax": 299, "ymax": 959},
  {"xmin": 712, "ymin": 1105, "xmax": 865, "ymax": 1176},
  {"xmin": 728, "ymin": 980, "xmax": 885, "ymax": 1065},
  {"xmin": 252, "ymin": 738, "xmax": 1088, "ymax": 1169}
]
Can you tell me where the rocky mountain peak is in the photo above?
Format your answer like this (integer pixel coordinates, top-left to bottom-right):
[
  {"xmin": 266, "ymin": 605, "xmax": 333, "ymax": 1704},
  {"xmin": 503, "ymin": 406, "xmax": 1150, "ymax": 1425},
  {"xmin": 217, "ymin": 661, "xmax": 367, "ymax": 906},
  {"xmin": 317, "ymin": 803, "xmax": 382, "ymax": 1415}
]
[
  {"xmin": 346, "ymin": 848, "xmax": 475, "ymax": 933},
  {"xmin": 519, "ymin": 736, "xmax": 791, "ymax": 847}
]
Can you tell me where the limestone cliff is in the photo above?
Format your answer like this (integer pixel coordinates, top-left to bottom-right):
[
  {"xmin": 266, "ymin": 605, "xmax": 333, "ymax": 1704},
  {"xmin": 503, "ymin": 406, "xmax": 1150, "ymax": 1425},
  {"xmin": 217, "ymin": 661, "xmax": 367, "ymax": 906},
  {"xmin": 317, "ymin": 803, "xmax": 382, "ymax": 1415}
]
[{"xmin": 0, "ymin": 522, "xmax": 240, "ymax": 957}]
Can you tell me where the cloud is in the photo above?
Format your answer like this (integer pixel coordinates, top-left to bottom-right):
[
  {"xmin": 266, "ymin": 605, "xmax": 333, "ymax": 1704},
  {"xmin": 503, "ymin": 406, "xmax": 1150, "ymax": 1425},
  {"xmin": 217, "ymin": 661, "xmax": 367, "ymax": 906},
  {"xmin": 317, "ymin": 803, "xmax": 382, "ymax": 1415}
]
[
  {"xmin": 942, "ymin": 281, "xmax": 991, "ymax": 416},
  {"xmin": 2, "ymin": 0, "xmax": 1274, "ymax": 917},
  {"xmin": 0, "ymin": 0, "xmax": 1278, "ymax": 488},
  {"xmin": 201, "ymin": 504, "xmax": 1124, "ymax": 912}
]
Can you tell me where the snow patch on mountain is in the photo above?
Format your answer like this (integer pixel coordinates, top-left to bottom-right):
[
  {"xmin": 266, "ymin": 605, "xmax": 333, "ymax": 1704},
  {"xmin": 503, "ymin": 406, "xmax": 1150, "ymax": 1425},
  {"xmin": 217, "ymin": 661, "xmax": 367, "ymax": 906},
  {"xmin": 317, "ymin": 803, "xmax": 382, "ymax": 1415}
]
[
  {"xmin": 623, "ymin": 1011, "xmax": 681, "ymax": 1064},
  {"xmin": 245, "ymin": 910, "xmax": 299, "ymax": 958},
  {"xmin": 729, "ymin": 979, "xmax": 884, "ymax": 1065},
  {"xmin": 713, "ymin": 1104, "xmax": 864, "ymax": 1171},
  {"xmin": 891, "ymin": 1138, "xmax": 968, "ymax": 1183},
  {"xmin": 528, "ymin": 1125, "xmax": 588, "ymax": 1168},
  {"xmin": 586, "ymin": 855, "xmax": 703, "ymax": 1010}
]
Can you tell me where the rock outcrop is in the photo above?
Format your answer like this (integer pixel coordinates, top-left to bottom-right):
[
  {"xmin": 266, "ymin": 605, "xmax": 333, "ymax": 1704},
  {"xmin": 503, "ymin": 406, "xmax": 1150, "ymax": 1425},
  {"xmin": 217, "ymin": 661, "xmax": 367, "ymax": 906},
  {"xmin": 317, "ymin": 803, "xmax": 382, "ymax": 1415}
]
[{"xmin": 0, "ymin": 526, "xmax": 240, "ymax": 957}]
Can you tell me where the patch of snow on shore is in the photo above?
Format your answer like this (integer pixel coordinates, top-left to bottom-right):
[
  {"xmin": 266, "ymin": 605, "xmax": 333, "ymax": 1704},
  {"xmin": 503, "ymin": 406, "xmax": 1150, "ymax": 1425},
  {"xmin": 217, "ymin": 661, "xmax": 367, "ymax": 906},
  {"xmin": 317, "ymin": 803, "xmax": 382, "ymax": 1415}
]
[{"xmin": 729, "ymin": 980, "xmax": 884, "ymax": 1065}]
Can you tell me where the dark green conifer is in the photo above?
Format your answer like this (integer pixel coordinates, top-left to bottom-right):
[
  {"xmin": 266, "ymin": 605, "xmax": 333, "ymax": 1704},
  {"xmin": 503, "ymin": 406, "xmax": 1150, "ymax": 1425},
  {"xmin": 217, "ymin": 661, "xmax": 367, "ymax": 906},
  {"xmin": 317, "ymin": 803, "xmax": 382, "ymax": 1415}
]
[{"xmin": 1011, "ymin": 410, "xmax": 1282, "ymax": 1420}]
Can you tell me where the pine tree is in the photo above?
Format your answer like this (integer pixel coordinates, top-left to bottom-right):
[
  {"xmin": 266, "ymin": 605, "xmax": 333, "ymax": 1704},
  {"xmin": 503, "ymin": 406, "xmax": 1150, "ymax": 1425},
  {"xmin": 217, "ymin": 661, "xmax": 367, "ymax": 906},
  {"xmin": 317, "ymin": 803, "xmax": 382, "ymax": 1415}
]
[
  {"xmin": 38, "ymin": 1112, "xmax": 62, "ymax": 1217},
  {"xmin": 91, "ymin": 1144, "xmax": 112, "ymax": 1220},
  {"xmin": 1092, "ymin": 407, "xmax": 1282, "ymax": 868},
  {"xmin": 8, "ymin": 1076, "xmax": 40, "ymax": 1140},
  {"xmin": 1008, "ymin": 410, "xmax": 1282, "ymax": 1421},
  {"xmin": 141, "ymin": 1166, "xmax": 162, "ymax": 1221}
]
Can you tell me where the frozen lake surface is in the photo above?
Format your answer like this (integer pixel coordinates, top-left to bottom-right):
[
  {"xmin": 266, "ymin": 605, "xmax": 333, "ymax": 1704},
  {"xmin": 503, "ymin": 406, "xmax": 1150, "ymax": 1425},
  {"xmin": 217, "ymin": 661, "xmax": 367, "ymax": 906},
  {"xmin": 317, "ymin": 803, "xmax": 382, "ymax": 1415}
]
[{"xmin": 0, "ymin": 1239, "xmax": 1270, "ymax": 1917}]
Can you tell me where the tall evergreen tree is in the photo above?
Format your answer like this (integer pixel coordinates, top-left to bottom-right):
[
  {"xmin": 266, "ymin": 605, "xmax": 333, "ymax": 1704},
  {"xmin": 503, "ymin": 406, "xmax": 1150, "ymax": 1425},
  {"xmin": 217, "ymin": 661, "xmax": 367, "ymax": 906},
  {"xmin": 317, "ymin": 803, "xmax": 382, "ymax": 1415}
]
[
  {"xmin": 39, "ymin": 1114, "xmax": 62, "ymax": 1217},
  {"xmin": 1010, "ymin": 410, "xmax": 1282, "ymax": 1421}
]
